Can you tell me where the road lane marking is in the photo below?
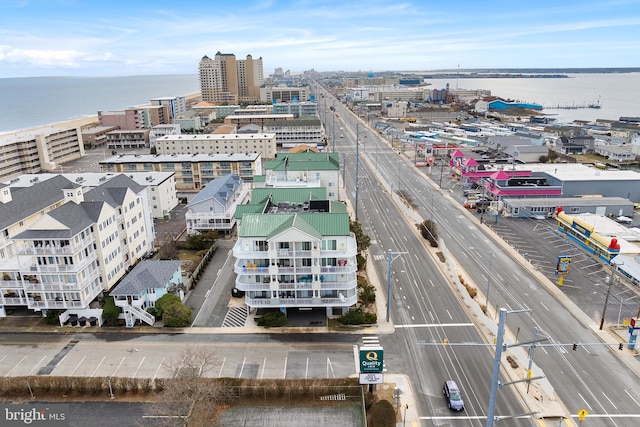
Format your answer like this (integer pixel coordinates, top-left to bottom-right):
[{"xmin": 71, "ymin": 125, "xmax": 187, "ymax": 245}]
[
  {"xmin": 395, "ymin": 323, "xmax": 474, "ymax": 328},
  {"xmin": 602, "ymin": 391, "xmax": 617, "ymax": 410},
  {"xmin": 305, "ymin": 357, "xmax": 309, "ymax": 380},
  {"xmin": 260, "ymin": 357, "xmax": 266, "ymax": 380},
  {"xmin": 238, "ymin": 357, "xmax": 246, "ymax": 378}
]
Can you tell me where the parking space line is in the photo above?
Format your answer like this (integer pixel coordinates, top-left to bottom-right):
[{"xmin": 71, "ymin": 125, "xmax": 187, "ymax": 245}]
[
  {"xmin": 217, "ymin": 357, "xmax": 226, "ymax": 378},
  {"xmin": 237, "ymin": 357, "xmax": 246, "ymax": 378},
  {"xmin": 28, "ymin": 355, "xmax": 48, "ymax": 376},
  {"xmin": 305, "ymin": 357, "xmax": 309, "ymax": 380},
  {"xmin": 283, "ymin": 356, "xmax": 287, "ymax": 379},
  {"xmin": 112, "ymin": 357, "xmax": 125, "ymax": 377},
  {"xmin": 153, "ymin": 357, "xmax": 165, "ymax": 381},
  {"xmin": 5, "ymin": 354, "xmax": 28, "ymax": 377},
  {"xmin": 91, "ymin": 356, "xmax": 105, "ymax": 377},
  {"xmin": 260, "ymin": 357, "xmax": 266, "ymax": 380},
  {"xmin": 70, "ymin": 355, "xmax": 86, "ymax": 376},
  {"xmin": 132, "ymin": 356, "xmax": 145, "ymax": 379}
]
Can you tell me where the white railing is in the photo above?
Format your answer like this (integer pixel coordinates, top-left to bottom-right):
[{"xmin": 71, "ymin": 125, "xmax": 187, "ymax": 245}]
[
  {"xmin": 124, "ymin": 304, "xmax": 155, "ymax": 326},
  {"xmin": 1, "ymin": 297, "xmax": 26, "ymax": 305},
  {"xmin": 245, "ymin": 294, "xmax": 357, "ymax": 307}
]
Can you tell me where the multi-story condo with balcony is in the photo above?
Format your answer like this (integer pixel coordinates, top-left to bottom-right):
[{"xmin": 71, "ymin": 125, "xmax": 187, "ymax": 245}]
[
  {"xmin": 106, "ymin": 129, "xmax": 151, "ymax": 149},
  {"xmin": 233, "ymin": 199, "xmax": 358, "ymax": 316},
  {"xmin": 3, "ymin": 172, "xmax": 177, "ymax": 220},
  {"xmin": 223, "ymin": 113, "xmax": 294, "ymax": 128},
  {"xmin": 100, "ymin": 153, "xmax": 262, "ymax": 191},
  {"xmin": 149, "ymin": 124, "xmax": 181, "ymax": 148},
  {"xmin": 199, "ymin": 52, "xmax": 263, "ymax": 104},
  {"xmin": 260, "ymin": 85, "xmax": 310, "ymax": 103},
  {"xmin": 185, "ymin": 174, "xmax": 250, "ymax": 235},
  {"xmin": 0, "ymin": 127, "xmax": 85, "ymax": 180},
  {"xmin": 263, "ymin": 118, "xmax": 324, "ymax": 151},
  {"xmin": 0, "ymin": 174, "xmax": 154, "ymax": 318},
  {"xmin": 150, "ymin": 96, "xmax": 187, "ymax": 120},
  {"xmin": 272, "ymin": 101, "xmax": 318, "ymax": 118},
  {"xmin": 255, "ymin": 151, "xmax": 340, "ymax": 200},
  {"xmin": 154, "ymin": 133, "xmax": 276, "ymax": 160}
]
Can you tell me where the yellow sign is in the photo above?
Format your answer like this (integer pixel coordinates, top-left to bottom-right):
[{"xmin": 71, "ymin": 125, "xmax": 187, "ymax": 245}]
[{"xmin": 578, "ymin": 409, "xmax": 588, "ymax": 421}]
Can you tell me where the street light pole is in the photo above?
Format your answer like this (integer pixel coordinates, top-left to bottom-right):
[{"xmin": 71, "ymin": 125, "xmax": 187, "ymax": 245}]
[{"xmin": 355, "ymin": 123, "xmax": 360, "ymax": 220}]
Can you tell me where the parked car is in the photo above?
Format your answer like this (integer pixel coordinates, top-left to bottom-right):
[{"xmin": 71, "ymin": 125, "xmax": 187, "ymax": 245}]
[{"xmin": 443, "ymin": 380, "xmax": 464, "ymax": 411}]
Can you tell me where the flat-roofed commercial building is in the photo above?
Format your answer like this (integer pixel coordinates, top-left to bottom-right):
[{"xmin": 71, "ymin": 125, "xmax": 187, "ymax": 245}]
[
  {"xmin": 98, "ymin": 105, "xmax": 170, "ymax": 130},
  {"xmin": 81, "ymin": 126, "xmax": 119, "ymax": 149},
  {"xmin": 0, "ymin": 127, "xmax": 85, "ymax": 180},
  {"xmin": 100, "ymin": 153, "xmax": 262, "ymax": 191},
  {"xmin": 155, "ymin": 133, "xmax": 277, "ymax": 159},
  {"xmin": 224, "ymin": 113, "xmax": 294, "ymax": 128}
]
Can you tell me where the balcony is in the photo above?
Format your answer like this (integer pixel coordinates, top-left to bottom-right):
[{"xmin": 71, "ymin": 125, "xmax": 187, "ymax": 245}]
[{"xmin": 245, "ymin": 294, "xmax": 357, "ymax": 307}]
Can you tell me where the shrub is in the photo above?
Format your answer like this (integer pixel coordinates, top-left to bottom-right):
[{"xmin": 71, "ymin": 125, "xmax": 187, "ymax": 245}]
[
  {"xmin": 102, "ymin": 297, "xmax": 120, "ymax": 326},
  {"xmin": 337, "ymin": 308, "xmax": 376, "ymax": 325},
  {"xmin": 155, "ymin": 294, "xmax": 181, "ymax": 318},
  {"xmin": 369, "ymin": 399, "xmax": 396, "ymax": 427},
  {"xmin": 358, "ymin": 280, "xmax": 376, "ymax": 306},
  {"xmin": 257, "ymin": 311, "xmax": 287, "ymax": 327},
  {"xmin": 163, "ymin": 302, "xmax": 192, "ymax": 327},
  {"xmin": 356, "ymin": 254, "xmax": 367, "ymax": 271},
  {"xmin": 419, "ymin": 219, "xmax": 438, "ymax": 247},
  {"xmin": 45, "ymin": 309, "xmax": 62, "ymax": 325}
]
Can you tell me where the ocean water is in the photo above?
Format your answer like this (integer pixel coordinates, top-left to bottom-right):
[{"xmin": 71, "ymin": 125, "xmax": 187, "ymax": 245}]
[
  {"xmin": 1, "ymin": 73, "xmax": 639, "ymax": 134},
  {"xmin": 427, "ymin": 72, "xmax": 640, "ymax": 123},
  {"xmin": 0, "ymin": 74, "xmax": 199, "ymax": 133}
]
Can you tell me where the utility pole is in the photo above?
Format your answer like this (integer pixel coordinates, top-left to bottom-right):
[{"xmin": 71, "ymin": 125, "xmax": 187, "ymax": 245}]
[{"xmin": 600, "ymin": 258, "xmax": 623, "ymax": 330}]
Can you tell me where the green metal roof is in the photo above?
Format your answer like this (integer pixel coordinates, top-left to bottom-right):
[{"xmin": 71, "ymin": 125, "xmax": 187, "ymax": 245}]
[
  {"xmin": 263, "ymin": 152, "xmax": 339, "ymax": 172},
  {"xmin": 252, "ymin": 175, "xmax": 266, "ymax": 183},
  {"xmin": 251, "ymin": 187, "xmax": 327, "ymax": 204},
  {"xmin": 239, "ymin": 212, "xmax": 350, "ymax": 238}
]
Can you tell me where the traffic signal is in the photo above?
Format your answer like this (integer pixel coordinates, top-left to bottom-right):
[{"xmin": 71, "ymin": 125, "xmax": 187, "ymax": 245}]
[
  {"xmin": 619, "ymin": 343, "xmax": 624, "ymax": 350},
  {"xmin": 572, "ymin": 343, "xmax": 577, "ymax": 351}
]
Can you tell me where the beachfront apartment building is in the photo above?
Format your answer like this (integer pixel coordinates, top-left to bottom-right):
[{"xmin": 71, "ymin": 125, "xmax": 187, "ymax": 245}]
[
  {"xmin": 199, "ymin": 53, "xmax": 264, "ymax": 104},
  {"xmin": 256, "ymin": 152, "xmax": 340, "ymax": 200},
  {"xmin": 150, "ymin": 96, "xmax": 187, "ymax": 120},
  {"xmin": 185, "ymin": 174, "xmax": 251, "ymax": 235},
  {"xmin": 154, "ymin": 133, "xmax": 277, "ymax": 160},
  {"xmin": 263, "ymin": 119, "xmax": 324, "ymax": 151},
  {"xmin": 233, "ymin": 201, "xmax": 358, "ymax": 317},
  {"xmin": 3, "ymin": 172, "xmax": 178, "ymax": 220},
  {"xmin": 100, "ymin": 153, "xmax": 262, "ymax": 191},
  {"xmin": 0, "ymin": 127, "xmax": 85, "ymax": 180},
  {"xmin": 0, "ymin": 174, "xmax": 154, "ymax": 318},
  {"xmin": 98, "ymin": 105, "xmax": 170, "ymax": 130}
]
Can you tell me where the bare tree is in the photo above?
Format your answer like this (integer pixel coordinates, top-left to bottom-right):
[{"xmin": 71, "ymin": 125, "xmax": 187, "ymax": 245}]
[{"xmin": 150, "ymin": 344, "xmax": 227, "ymax": 427}]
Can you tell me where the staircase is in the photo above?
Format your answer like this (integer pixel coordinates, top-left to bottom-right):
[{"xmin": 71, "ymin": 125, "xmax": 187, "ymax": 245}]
[{"xmin": 123, "ymin": 304, "xmax": 155, "ymax": 327}]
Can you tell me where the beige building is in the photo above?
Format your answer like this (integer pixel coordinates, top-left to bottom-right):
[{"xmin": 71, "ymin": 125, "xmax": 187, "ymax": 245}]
[
  {"xmin": 224, "ymin": 113, "xmax": 294, "ymax": 128},
  {"xmin": 199, "ymin": 52, "xmax": 264, "ymax": 104},
  {"xmin": 155, "ymin": 133, "xmax": 277, "ymax": 159},
  {"xmin": 260, "ymin": 85, "xmax": 310, "ymax": 103},
  {"xmin": 100, "ymin": 153, "xmax": 262, "ymax": 191},
  {"xmin": 106, "ymin": 129, "xmax": 150, "ymax": 149},
  {"xmin": 0, "ymin": 127, "xmax": 85, "ymax": 180},
  {"xmin": 81, "ymin": 126, "xmax": 119, "ymax": 149}
]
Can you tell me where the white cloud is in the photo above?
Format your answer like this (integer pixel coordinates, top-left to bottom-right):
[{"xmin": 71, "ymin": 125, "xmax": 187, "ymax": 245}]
[{"xmin": 0, "ymin": 45, "xmax": 83, "ymax": 67}]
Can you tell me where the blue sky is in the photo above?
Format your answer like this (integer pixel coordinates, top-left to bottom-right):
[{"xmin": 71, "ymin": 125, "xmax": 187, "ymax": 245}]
[{"xmin": 1, "ymin": 0, "xmax": 639, "ymax": 77}]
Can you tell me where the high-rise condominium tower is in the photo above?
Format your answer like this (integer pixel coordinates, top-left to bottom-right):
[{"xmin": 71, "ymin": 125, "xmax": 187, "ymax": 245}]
[{"xmin": 199, "ymin": 52, "xmax": 264, "ymax": 104}]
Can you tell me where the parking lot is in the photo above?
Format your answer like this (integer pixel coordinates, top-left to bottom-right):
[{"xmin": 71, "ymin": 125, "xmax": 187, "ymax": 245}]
[{"xmin": 0, "ymin": 334, "xmax": 360, "ymax": 381}]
